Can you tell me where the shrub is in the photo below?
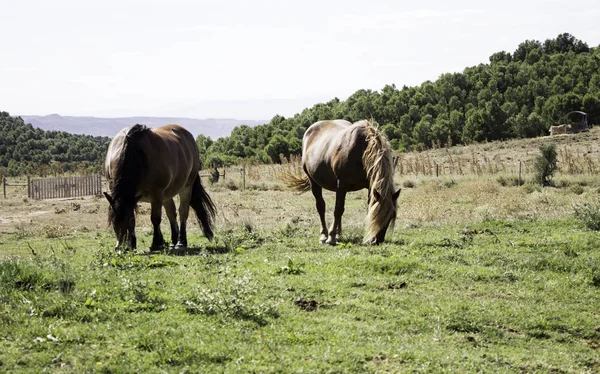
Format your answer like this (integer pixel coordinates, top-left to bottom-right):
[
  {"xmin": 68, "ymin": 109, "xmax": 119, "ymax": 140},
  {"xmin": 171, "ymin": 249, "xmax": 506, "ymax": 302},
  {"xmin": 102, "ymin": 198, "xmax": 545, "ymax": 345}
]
[
  {"xmin": 496, "ymin": 175, "xmax": 520, "ymax": 187},
  {"xmin": 573, "ymin": 197, "xmax": 600, "ymax": 231},
  {"xmin": 533, "ymin": 143, "xmax": 557, "ymax": 186}
]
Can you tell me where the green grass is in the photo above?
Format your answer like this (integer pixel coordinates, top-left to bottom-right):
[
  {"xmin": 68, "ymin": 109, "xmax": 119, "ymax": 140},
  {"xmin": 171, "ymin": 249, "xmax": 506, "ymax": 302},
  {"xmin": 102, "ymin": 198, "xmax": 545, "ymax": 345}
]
[{"xmin": 1, "ymin": 218, "xmax": 599, "ymax": 373}]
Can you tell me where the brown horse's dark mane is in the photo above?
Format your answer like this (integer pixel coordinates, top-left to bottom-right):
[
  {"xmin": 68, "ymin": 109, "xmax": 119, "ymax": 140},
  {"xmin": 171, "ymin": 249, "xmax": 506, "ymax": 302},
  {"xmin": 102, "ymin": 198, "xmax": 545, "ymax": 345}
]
[{"xmin": 108, "ymin": 124, "xmax": 149, "ymax": 224}]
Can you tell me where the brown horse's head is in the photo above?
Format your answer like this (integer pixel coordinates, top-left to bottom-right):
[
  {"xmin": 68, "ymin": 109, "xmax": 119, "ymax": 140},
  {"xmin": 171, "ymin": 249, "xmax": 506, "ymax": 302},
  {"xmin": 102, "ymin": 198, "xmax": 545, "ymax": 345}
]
[
  {"xmin": 104, "ymin": 192, "xmax": 137, "ymax": 249},
  {"xmin": 104, "ymin": 125, "xmax": 148, "ymax": 250}
]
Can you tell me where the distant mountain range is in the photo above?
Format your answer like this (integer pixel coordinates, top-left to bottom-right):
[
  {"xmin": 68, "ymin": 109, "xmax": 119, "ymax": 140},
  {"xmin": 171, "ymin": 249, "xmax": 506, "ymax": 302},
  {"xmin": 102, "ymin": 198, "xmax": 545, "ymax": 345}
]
[{"xmin": 18, "ymin": 114, "xmax": 267, "ymax": 139}]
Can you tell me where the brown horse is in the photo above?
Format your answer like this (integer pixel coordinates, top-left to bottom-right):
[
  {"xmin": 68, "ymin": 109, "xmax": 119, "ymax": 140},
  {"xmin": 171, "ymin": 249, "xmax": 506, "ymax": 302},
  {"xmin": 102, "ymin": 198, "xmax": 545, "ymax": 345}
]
[
  {"xmin": 283, "ymin": 120, "xmax": 400, "ymax": 245},
  {"xmin": 104, "ymin": 124, "xmax": 216, "ymax": 250}
]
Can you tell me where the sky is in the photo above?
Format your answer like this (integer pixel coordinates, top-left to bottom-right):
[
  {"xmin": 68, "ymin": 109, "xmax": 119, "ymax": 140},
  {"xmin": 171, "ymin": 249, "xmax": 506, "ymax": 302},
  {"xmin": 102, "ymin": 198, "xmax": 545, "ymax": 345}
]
[{"xmin": 1, "ymin": 0, "xmax": 599, "ymax": 120}]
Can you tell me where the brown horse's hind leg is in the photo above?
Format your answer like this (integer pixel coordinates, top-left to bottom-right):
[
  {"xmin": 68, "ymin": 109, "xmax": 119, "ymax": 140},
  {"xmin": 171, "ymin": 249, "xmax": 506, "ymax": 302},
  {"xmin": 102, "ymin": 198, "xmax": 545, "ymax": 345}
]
[
  {"xmin": 310, "ymin": 182, "xmax": 328, "ymax": 244},
  {"xmin": 150, "ymin": 200, "xmax": 165, "ymax": 250},
  {"xmin": 163, "ymin": 198, "xmax": 179, "ymax": 248},
  {"xmin": 326, "ymin": 188, "xmax": 346, "ymax": 246},
  {"xmin": 176, "ymin": 185, "xmax": 192, "ymax": 249}
]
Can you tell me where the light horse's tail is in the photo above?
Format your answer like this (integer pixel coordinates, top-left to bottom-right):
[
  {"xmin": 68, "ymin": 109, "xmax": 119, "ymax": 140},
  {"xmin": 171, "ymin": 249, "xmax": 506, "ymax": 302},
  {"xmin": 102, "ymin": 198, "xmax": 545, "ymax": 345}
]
[
  {"xmin": 279, "ymin": 169, "xmax": 311, "ymax": 192},
  {"xmin": 189, "ymin": 174, "xmax": 217, "ymax": 240},
  {"xmin": 361, "ymin": 120, "xmax": 397, "ymax": 243}
]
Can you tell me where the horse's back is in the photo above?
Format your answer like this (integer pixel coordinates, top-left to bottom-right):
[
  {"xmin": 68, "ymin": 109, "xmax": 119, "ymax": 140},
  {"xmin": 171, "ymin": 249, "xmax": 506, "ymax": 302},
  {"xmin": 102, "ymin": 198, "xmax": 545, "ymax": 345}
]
[
  {"xmin": 105, "ymin": 124, "xmax": 200, "ymax": 201},
  {"xmin": 302, "ymin": 120, "xmax": 369, "ymax": 191},
  {"xmin": 142, "ymin": 125, "xmax": 199, "ymax": 197}
]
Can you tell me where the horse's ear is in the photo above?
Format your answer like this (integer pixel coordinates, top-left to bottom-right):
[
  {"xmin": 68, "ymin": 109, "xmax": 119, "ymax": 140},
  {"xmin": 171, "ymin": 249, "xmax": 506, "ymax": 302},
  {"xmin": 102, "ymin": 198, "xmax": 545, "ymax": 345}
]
[
  {"xmin": 104, "ymin": 192, "xmax": 115, "ymax": 208},
  {"xmin": 373, "ymin": 190, "xmax": 382, "ymax": 202},
  {"xmin": 392, "ymin": 188, "xmax": 401, "ymax": 201}
]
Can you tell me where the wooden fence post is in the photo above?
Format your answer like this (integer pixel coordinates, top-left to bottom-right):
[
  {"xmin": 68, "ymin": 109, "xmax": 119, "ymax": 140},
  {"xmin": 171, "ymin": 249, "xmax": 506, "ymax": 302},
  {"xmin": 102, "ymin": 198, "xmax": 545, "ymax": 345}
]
[
  {"xmin": 518, "ymin": 161, "xmax": 522, "ymax": 186},
  {"xmin": 3, "ymin": 177, "xmax": 5, "ymax": 199},
  {"xmin": 27, "ymin": 175, "xmax": 31, "ymax": 198},
  {"xmin": 242, "ymin": 163, "xmax": 246, "ymax": 191}
]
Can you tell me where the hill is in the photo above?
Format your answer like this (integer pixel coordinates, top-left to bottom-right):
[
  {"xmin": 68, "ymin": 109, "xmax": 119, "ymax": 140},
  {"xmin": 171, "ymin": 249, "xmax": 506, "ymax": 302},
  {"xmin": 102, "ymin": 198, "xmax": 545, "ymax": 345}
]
[
  {"xmin": 0, "ymin": 112, "xmax": 111, "ymax": 177},
  {"xmin": 18, "ymin": 114, "xmax": 266, "ymax": 139}
]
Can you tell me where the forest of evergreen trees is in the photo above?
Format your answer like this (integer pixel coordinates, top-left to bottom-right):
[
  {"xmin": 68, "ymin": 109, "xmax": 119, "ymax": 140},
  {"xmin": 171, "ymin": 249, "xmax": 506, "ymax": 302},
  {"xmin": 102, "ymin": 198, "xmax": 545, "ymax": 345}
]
[
  {"xmin": 0, "ymin": 112, "xmax": 110, "ymax": 177},
  {"xmin": 198, "ymin": 33, "xmax": 600, "ymax": 164},
  {"xmin": 1, "ymin": 33, "xmax": 598, "ymax": 175}
]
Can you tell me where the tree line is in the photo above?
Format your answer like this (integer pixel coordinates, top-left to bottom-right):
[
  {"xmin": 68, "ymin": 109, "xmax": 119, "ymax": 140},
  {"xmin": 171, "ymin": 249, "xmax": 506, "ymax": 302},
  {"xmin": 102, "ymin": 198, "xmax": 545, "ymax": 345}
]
[
  {"xmin": 2, "ymin": 33, "xmax": 599, "ymax": 176},
  {"xmin": 199, "ymin": 33, "xmax": 600, "ymax": 165},
  {"xmin": 0, "ymin": 112, "xmax": 110, "ymax": 177}
]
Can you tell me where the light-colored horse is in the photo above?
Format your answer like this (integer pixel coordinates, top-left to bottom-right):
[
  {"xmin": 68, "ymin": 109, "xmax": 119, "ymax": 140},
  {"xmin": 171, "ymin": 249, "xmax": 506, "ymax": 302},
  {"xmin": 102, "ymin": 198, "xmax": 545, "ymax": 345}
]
[
  {"xmin": 104, "ymin": 124, "xmax": 216, "ymax": 250},
  {"xmin": 283, "ymin": 120, "xmax": 400, "ymax": 245}
]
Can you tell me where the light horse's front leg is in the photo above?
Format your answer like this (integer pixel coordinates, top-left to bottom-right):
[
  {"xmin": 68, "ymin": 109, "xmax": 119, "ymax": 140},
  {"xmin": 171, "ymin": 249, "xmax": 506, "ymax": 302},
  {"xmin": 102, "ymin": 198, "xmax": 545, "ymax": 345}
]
[
  {"xmin": 310, "ymin": 181, "xmax": 328, "ymax": 244},
  {"xmin": 326, "ymin": 185, "xmax": 347, "ymax": 245}
]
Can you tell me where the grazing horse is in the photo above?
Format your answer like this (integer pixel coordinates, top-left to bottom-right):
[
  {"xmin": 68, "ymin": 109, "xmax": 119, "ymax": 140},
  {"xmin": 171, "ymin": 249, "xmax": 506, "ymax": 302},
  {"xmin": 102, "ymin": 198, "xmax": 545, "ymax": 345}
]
[
  {"xmin": 283, "ymin": 120, "xmax": 400, "ymax": 245},
  {"xmin": 104, "ymin": 124, "xmax": 216, "ymax": 250}
]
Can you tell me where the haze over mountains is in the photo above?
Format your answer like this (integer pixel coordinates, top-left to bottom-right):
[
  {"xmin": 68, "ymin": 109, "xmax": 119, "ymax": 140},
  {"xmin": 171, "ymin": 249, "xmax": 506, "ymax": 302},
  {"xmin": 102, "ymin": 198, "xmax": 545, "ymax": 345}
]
[{"xmin": 18, "ymin": 114, "xmax": 267, "ymax": 139}]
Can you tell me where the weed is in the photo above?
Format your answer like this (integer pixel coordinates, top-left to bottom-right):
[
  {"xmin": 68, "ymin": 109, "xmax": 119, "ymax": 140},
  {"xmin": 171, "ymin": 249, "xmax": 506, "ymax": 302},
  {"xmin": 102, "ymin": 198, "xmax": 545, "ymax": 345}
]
[{"xmin": 41, "ymin": 224, "xmax": 67, "ymax": 239}]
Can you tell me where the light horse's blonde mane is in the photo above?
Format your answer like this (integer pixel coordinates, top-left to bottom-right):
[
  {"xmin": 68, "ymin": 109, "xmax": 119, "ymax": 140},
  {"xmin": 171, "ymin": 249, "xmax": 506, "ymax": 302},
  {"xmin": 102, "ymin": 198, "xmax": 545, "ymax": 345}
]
[{"xmin": 361, "ymin": 120, "xmax": 397, "ymax": 243}]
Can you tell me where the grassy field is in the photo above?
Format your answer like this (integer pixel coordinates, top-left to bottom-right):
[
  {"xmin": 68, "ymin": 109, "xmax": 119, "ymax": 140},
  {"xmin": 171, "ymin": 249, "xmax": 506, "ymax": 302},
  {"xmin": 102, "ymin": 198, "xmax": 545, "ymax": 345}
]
[{"xmin": 1, "ymin": 131, "xmax": 600, "ymax": 373}]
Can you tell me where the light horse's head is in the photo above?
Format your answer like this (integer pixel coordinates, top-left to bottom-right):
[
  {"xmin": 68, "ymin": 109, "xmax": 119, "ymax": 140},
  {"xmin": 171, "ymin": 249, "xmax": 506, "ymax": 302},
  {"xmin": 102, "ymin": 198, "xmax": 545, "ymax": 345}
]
[
  {"xmin": 103, "ymin": 125, "xmax": 148, "ymax": 250},
  {"xmin": 367, "ymin": 187, "xmax": 401, "ymax": 244},
  {"xmin": 361, "ymin": 121, "xmax": 401, "ymax": 245}
]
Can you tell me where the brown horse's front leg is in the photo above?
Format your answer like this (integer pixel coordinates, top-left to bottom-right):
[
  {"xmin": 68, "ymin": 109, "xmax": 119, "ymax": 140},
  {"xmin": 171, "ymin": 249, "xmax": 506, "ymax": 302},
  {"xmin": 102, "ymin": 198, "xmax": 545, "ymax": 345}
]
[
  {"xmin": 176, "ymin": 185, "xmax": 192, "ymax": 249},
  {"xmin": 150, "ymin": 200, "xmax": 165, "ymax": 250},
  {"xmin": 163, "ymin": 198, "xmax": 179, "ymax": 248},
  {"xmin": 326, "ymin": 188, "xmax": 346, "ymax": 245}
]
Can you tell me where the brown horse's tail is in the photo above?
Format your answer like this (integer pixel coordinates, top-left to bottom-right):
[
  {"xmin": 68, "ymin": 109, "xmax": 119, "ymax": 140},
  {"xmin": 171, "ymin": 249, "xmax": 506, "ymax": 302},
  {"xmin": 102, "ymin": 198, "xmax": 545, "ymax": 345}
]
[
  {"xmin": 190, "ymin": 174, "xmax": 217, "ymax": 241},
  {"xmin": 279, "ymin": 169, "xmax": 311, "ymax": 193}
]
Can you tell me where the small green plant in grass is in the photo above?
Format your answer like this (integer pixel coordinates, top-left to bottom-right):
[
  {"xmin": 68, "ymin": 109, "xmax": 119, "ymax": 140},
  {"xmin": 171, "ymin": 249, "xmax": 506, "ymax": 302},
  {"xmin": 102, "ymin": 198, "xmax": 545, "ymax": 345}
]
[
  {"xmin": 533, "ymin": 143, "xmax": 557, "ymax": 186},
  {"xmin": 569, "ymin": 184, "xmax": 584, "ymax": 195},
  {"xmin": 183, "ymin": 272, "xmax": 279, "ymax": 325},
  {"xmin": 573, "ymin": 197, "xmax": 600, "ymax": 231},
  {"xmin": 522, "ymin": 182, "xmax": 542, "ymax": 194},
  {"xmin": 275, "ymin": 258, "xmax": 305, "ymax": 275}
]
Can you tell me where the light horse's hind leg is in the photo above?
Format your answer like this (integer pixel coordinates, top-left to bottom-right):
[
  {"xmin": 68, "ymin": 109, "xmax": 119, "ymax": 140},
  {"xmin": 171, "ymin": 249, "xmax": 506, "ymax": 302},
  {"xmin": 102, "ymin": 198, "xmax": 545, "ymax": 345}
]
[
  {"xmin": 310, "ymin": 180, "xmax": 328, "ymax": 244},
  {"xmin": 326, "ymin": 186, "xmax": 346, "ymax": 246},
  {"xmin": 163, "ymin": 198, "xmax": 179, "ymax": 248},
  {"xmin": 176, "ymin": 185, "xmax": 193, "ymax": 249}
]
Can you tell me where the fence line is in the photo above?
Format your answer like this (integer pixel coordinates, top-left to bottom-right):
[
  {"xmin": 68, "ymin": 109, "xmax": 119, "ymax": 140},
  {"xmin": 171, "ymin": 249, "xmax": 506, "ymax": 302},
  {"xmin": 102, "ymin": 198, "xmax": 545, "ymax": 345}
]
[{"xmin": 28, "ymin": 174, "xmax": 102, "ymax": 200}]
